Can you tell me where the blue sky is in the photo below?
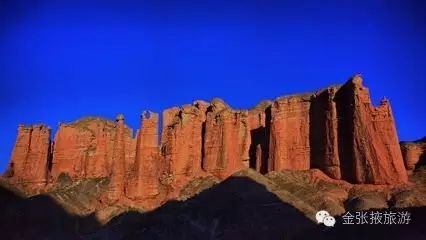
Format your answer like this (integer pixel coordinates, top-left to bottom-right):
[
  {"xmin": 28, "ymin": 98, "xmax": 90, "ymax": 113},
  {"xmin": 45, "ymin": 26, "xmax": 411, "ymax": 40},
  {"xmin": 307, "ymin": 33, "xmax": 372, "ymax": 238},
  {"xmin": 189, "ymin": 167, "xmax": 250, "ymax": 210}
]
[{"xmin": 1, "ymin": 0, "xmax": 425, "ymax": 173}]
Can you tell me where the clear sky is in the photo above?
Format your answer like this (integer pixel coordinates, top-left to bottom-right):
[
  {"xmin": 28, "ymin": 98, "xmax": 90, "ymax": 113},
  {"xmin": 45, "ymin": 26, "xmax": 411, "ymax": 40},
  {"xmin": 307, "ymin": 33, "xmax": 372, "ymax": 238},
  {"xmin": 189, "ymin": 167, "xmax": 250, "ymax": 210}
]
[{"xmin": 1, "ymin": 0, "xmax": 425, "ymax": 173}]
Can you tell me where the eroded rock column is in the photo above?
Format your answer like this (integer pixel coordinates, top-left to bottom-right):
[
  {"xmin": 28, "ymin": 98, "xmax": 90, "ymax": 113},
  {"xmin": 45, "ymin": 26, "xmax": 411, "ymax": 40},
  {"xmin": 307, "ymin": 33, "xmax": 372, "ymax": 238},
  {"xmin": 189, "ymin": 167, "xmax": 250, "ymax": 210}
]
[
  {"xmin": 126, "ymin": 111, "xmax": 161, "ymax": 200},
  {"xmin": 336, "ymin": 75, "xmax": 408, "ymax": 184},
  {"xmin": 7, "ymin": 124, "xmax": 51, "ymax": 189},
  {"xmin": 203, "ymin": 99, "xmax": 250, "ymax": 178},
  {"xmin": 310, "ymin": 87, "xmax": 341, "ymax": 179},
  {"xmin": 107, "ymin": 114, "xmax": 126, "ymax": 202},
  {"xmin": 159, "ymin": 102, "xmax": 209, "ymax": 197}
]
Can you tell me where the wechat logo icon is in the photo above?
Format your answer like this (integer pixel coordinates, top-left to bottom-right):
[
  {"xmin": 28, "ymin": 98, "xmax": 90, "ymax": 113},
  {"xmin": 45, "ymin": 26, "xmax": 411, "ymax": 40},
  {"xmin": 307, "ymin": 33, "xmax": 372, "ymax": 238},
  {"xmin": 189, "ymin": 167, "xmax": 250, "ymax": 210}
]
[{"xmin": 315, "ymin": 210, "xmax": 336, "ymax": 227}]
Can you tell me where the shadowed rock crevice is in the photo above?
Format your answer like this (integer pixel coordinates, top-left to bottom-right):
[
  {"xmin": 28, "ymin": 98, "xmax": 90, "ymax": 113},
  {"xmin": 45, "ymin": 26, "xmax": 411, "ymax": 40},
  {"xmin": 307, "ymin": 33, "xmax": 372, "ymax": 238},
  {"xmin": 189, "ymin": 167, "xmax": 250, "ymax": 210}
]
[
  {"xmin": 249, "ymin": 127, "xmax": 266, "ymax": 171},
  {"xmin": 248, "ymin": 104, "xmax": 271, "ymax": 174},
  {"xmin": 309, "ymin": 90, "xmax": 327, "ymax": 169},
  {"xmin": 415, "ymin": 152, "xmax": 426, "ymax": 169},
  {"xmin": 335, "ymin": 81, "xmax": 356, "ymax": 183},
  {"xmin": 46, "ymin": 139, "xmax": 53, "ymax": 178},
  {"xmin": 309, "ymin": 87, "xmax": 341, "ymax": 179}
]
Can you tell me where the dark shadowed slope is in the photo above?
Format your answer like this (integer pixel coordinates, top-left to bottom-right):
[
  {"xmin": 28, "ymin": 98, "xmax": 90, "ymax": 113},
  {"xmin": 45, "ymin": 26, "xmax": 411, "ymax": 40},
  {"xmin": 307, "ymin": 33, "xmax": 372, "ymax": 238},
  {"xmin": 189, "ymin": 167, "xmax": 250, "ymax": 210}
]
[
  {"xmin": 85, "ymin": 176, "xmax": 316, "ymax": 240},
  {"xmin": 0, "ymin": 182, "xmax": 101, "ymax": 239}
]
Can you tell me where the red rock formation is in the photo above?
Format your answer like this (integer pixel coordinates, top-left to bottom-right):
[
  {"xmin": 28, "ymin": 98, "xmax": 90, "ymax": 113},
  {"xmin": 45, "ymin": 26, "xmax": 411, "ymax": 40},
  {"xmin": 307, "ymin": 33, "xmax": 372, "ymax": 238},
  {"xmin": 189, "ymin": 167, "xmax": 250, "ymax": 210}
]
[
  {"xmin": 248, "ymin": 101, "xmax": 272, "ymax": 174},
  {"xmin": 4, "ymin": 75, "xmax": 412, "ymax": 204},
  {"xmin": 335, "ymin": 75, "xmax": 408, "ymax": 184},
  {"xmin": 6, "ymin": 124, "xmax": 51, "ymax": 190},
  {"xmin": 50, "ymin": 117, "xmax": 135, "ymax": 182},
  {"xmin": 203, "ymin": 98, "xmax": 251, "ymax": 179},
  {"xmin": 266, "ymin": 75, "xmax": 407, "ymax": 184},
  {"xmin": 160, "ymin": 102, "xmax": 209, "ymax": 196},
  {"xmin": 51, "ymin": 121, "xmax": 101, "ymax": 180},
  {"xmin": 106, "ymin": 114, "xmax": 127, "ymax": 202},
  {"xmin": 400, "ymin": 137, "xmax": 426, "ymax": 174},
  {"xmin": 268, "ymin": 95, "xmax": 311, "ymax": 171},
  {"xmin": 310, "ymin": 86, "xmax": 342, "ymax": 179},
  {"xmin": 161, "ymin": 105, "xmax": 204, "ymax": 176},
  {"xmin": 126, "ymin": 111, "xmax": 162, "ymax": 202}
]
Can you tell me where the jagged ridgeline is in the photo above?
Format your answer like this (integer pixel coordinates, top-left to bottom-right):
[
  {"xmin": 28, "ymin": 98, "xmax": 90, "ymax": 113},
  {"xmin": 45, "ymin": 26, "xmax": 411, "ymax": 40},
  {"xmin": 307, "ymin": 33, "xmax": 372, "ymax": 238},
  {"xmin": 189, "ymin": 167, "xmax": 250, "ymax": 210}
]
[{"xmin": 4, "ymin": 75, "xmax": 424, "ymax": 209}]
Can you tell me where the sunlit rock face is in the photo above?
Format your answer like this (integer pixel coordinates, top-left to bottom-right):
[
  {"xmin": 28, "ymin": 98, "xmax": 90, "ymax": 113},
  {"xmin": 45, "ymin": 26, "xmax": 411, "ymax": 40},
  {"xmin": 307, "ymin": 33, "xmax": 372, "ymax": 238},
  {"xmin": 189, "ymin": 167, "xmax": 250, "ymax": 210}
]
[
  {"xmin": 4, "ymin": 75, "xmax": 410, "ymax": 208},
  {"xmin": 332, "ymin": 75, "xmax": 407, "ymax": 184},
  {"xmin": 202, "ymin": 98, "xmax": 251, "ymax": 179},
  {"xmin": 268, "ymin": 94, "xmax": 311, "ymax": 171},
  {"xmin": 126, "ymin": 111, "xmax": 161, "ymax": 200},
  {"xmin": 267, "ymin": 75, "xmax": 407, "ymax": 184},
  {"xmin": 6, "ymin": 124, "xmax": 51, "ymax": 192},
  {"xmin": 49, "ymin": 117, "xmax": 135, "ymax": 183}
]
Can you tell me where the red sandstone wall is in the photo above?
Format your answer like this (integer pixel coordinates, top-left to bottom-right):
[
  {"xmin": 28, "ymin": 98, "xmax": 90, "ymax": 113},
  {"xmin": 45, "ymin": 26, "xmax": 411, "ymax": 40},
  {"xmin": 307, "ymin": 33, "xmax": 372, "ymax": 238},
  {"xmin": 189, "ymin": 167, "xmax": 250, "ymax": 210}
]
[
  {"xmin": 50, "ymin": 117, "xmax": 134, "ymax": 181},
  {"xmin": 7, "ymin": 124, "xmax": 51, "ymax": 189},
  {"xmin": 268, "ymin": 95, "xmax": 311, "ymax": 171},
  {"xmin": 158, "ymin": 101, "xmax": 211, "ymax": 198},
  {"xmin": 106, "ymin": 114, "xmax": 127, "ymax": 202},
  {"xmin": 161, "ymin": 104, "xmax": 204, "ymax": 177},
  {"xmin": 310, "ymin": 87, "xmax": 341, "ymax": 179},
  {"xmin": 336, "ymin": 75, "xmax": 408, "ymax": 184},
  {"xmin": 203, "ymin": 98, "xmax": 251, "ymax": 179},
  {"xmin": 126, "ymin": 111, "xmax": 161, "ymax": 201},
  {"xmin": 4, "ymin": 75, "xmax": 412, "ymax": 202}
]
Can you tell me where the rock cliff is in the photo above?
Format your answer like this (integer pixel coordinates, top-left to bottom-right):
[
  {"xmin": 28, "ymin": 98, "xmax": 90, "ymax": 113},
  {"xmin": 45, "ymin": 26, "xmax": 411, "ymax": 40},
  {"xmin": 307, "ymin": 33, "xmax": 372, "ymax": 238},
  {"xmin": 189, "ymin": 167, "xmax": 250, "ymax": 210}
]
[
  {"xmin": 4, "ymin": 75, "xmax": 414, "ymax": 208},
  {"xmin": 6, "ymin": 124, "xmax": 51, "ymax": 191}
]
